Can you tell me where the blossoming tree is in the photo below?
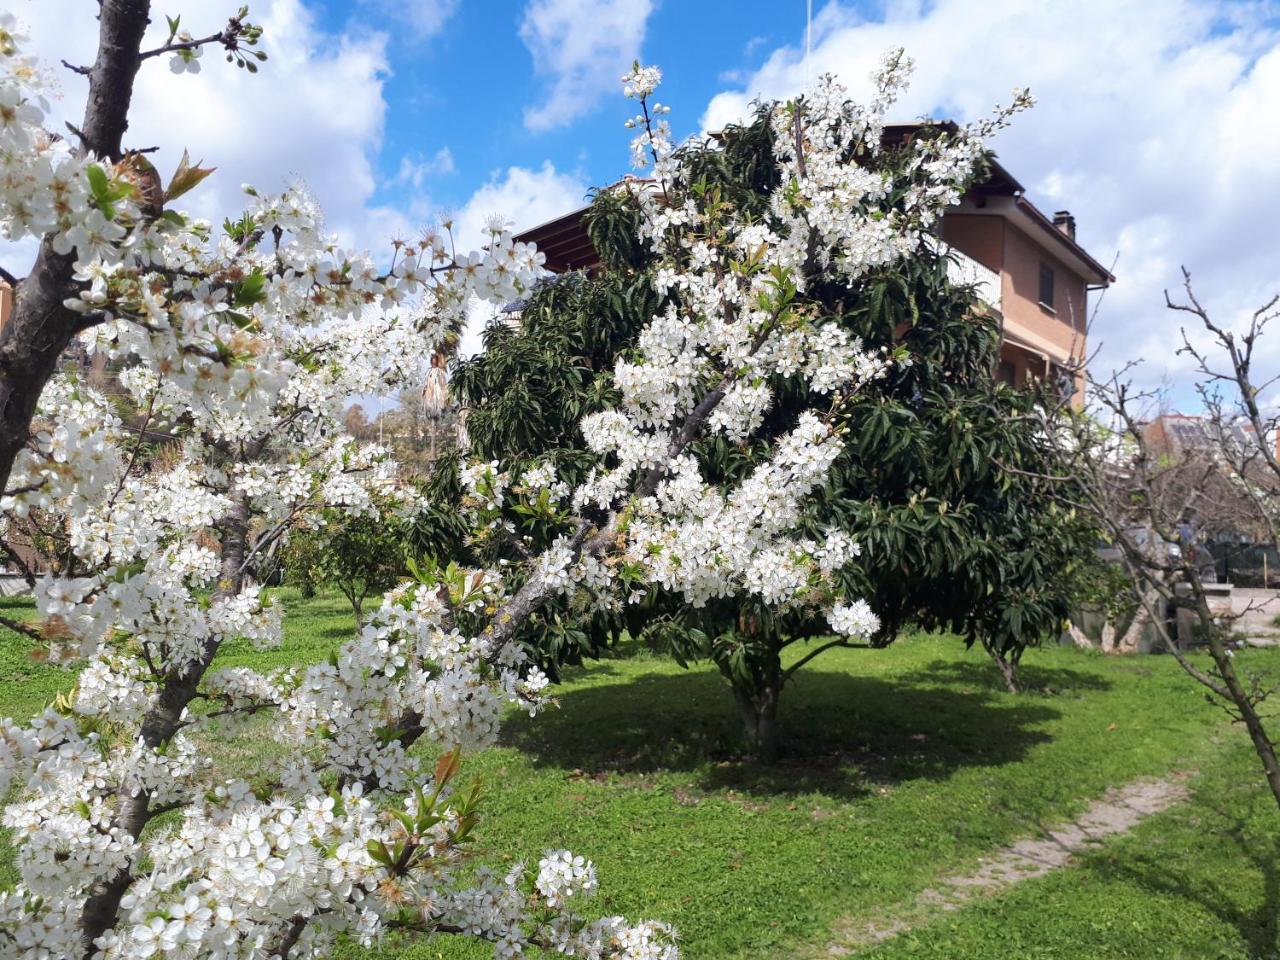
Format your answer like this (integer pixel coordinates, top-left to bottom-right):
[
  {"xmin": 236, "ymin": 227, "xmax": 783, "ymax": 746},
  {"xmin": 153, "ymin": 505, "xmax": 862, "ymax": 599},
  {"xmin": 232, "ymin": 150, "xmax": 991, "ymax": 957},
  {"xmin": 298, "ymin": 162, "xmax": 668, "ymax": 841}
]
[
  {"xmin": 0, "ymin": 3, "xmax": 1023, "ymax": 957},
  {"xmin": 451, "ymin": 72, "xmax": 1054, "ymax": 755}
]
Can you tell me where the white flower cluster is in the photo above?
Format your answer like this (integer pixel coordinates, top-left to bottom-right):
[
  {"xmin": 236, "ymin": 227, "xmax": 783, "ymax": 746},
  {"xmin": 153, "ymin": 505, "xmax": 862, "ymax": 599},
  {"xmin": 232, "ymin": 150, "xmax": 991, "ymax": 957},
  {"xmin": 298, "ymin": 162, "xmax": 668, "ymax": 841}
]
[
  {"xmin": 519, "ymin": 461, "xmax": 570, "ymax": 502},
  {"xmin": 440, "ymin": 853, "xmax": 677, "ymax": 960},
  {"xmin": 462, "ymin": 460, "xmax": 508, "ymax": 512},
  {"xmin": 0, "ymin": 13, "xmax": 1027, "ymax": 955},
  {"xmin": 551, "ymin": 55, "xmax": 1018, "ymax": 629},
  {"xmin": 0, "ymin": 14, "xmax": 677, "ymax": 956},
  {"xmin": 622, "ymin": 413, "xmax": 851, "ymax": 608},
  {"xmin": 0, "ymin": 15, "xmax": 123, "ymax": 265},
  {"xmin": 827, "ymin": 599, "xmax": 881, "ymax": 639}
]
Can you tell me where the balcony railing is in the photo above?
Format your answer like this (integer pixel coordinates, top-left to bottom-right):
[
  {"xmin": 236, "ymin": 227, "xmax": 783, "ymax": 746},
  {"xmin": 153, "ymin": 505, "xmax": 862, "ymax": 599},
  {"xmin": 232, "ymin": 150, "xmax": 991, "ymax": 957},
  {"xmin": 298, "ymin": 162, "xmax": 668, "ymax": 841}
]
[
  {"xmin": 945, "ymin": 247, "xmax": 1002, "ymax": 312},
  {"xmin": 923, "ymin": 236, "xmax": 1002, "ymax": 311}
]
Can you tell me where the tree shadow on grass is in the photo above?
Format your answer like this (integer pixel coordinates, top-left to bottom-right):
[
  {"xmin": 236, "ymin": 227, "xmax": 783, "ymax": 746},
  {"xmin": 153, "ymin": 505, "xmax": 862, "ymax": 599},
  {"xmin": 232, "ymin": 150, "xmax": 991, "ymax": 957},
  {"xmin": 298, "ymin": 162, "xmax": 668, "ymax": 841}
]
[
  {"xmin": 899, "ymin": 658, "xmax": 1115, "ymax": 695},
  {"xmin": 1084, "ymin": 809, "xmax": 1279, "ymax": 959},
  {"xmin": 502, "ymin": 667, "xmax": 1059, "ymax": 800}
]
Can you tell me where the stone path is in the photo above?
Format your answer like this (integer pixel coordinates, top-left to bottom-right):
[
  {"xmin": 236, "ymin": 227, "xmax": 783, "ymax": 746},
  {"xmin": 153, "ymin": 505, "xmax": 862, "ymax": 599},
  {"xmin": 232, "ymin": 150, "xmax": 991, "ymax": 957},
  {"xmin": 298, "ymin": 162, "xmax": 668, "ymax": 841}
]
[
  {"xmin": 822, "ymin": 775, "xmax": 1190, "ymax": 956},
  {"xmin": 1234, "ymin": 587, "xmax": 1280, "ymax": 647}
]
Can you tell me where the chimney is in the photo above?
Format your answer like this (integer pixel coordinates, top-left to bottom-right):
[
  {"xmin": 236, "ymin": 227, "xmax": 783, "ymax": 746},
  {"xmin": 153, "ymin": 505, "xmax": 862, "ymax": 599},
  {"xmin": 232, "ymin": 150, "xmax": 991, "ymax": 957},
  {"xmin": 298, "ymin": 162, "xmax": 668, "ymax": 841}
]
[{"xmin": 1052, "ymin": 210, "xmax": 1076, "ymax": 241}]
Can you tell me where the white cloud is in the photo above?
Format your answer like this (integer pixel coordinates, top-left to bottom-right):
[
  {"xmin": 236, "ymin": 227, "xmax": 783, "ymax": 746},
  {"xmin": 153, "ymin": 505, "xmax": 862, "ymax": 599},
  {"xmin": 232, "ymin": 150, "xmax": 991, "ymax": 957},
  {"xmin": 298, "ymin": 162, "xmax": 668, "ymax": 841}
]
[
  {"xmin": 702, "ymin": 0, "xmax": 1280, "ymax": 395},
  {"xmin": 357, "ymin": 0, "xmax": 459, "ymax": 41},
  {"xmin": 394, "ymin": 147, "xmax": 456, "ymax": 190},
  {"xmin": 3, "ymin": 0, "xmax": 393, "ymax": 264},
  {"xmin": 519, "ymin": 0, "xmax": 655, "ymax": 132},
  {"xmin": 452, "ymin": 162, "xmax": 589, "ymax": 356}
]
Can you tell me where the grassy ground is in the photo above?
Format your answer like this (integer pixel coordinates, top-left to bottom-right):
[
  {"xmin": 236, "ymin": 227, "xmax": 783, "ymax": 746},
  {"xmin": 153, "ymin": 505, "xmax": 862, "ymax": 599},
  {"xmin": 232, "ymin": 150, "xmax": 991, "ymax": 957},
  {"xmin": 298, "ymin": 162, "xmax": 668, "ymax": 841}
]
[{"xmin": 0, "ymin": 590, "xmax": 1277, "ymax": 958}]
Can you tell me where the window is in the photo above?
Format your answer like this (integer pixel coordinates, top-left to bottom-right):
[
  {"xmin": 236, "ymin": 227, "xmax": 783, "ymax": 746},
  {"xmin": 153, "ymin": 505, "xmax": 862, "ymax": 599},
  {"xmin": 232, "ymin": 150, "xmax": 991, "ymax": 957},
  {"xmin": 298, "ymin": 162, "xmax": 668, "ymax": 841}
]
[
  {"xmin": 1038, "ymin": 263, "xmax": 1055, "ymax": 310},
  {"xmin": 996, "ymin": 360, "xmax": 1016, "ymax": 386}
]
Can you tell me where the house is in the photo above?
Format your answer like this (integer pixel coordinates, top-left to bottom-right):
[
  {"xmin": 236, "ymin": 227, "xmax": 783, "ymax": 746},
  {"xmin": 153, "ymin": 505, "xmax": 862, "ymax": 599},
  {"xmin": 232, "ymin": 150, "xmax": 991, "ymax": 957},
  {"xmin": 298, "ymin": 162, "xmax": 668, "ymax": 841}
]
[
  {"xmin": 1140, "ymin": 412, "xmax": 1279, "ymax": 586},
  {"xmin": 514, "ymin": 123, "xmax": 1115, "ymax": 405},
  {"xmin": 1141, "ymin": 412, "xmax": 1274, "ymax": 463}
]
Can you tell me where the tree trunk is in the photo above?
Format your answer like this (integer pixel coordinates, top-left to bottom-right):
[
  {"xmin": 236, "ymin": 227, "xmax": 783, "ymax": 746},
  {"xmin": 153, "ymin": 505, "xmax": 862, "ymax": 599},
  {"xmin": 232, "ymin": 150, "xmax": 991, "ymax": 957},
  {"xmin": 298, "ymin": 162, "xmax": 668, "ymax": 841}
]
[
  {"xmin": 733, "ymin": 677, "xmax": 782, "ymax": 762},
  {"xmin": 991, "ymin": 650, "xmax": 1022, "ymax": 693},
  {"xmin": 77, "ymin": 493, "xmax": 249, "ymax": 957},
  {"xmin": 1112, "ymin": 591, "xmax": 1156, "ymax": 654},
  {"xmin": 1098, "ymin": 620, "xmax": 1118, "ymax": 653},
  {"xmin": 980, "ymin": 636, "xmax": 1022, "ymax": 693},
  {"xmin": 1189, "ymin": 595, "xmax": 1280, "ymax": 812},
  {"xmin": 1068, "ymin": 621, "xmax": 1095, "ymax": 650},
  {"xmin": 0, "ymin": 0, "xmax": 151, "ymax": 496}
]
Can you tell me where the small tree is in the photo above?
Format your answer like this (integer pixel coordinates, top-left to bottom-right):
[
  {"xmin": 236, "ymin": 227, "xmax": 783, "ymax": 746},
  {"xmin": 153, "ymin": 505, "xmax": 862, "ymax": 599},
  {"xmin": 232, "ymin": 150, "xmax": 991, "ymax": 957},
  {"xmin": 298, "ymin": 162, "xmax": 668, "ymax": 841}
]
[
  {"xmin": 311, "ymin": 510, "xmax": 409, "ymax": 625},
  {"xmin": 1060, "ymin": 270, "xmax": 1280, "ymax": 810},
  {"xmin": 280, "ymin": 524, "xmax": 324, "ymax": 598},
  {"xmin": 342, "ymin": 402, "xmax": 372, "ymax": 441}
]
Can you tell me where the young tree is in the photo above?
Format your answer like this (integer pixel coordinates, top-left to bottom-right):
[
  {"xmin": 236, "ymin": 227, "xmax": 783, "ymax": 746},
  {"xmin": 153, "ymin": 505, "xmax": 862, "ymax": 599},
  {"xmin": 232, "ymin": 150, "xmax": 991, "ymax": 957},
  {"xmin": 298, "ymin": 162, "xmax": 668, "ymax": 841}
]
[
  {"xmin": 0, "ymin": 9, "xmax": 1025, "ymax": 955},
  {"xmin": 309, "ymin": 508, "xmax": 410, "ymax": 625},
  {"xmin": 453, "ymin": 96, "xmax": 1084, "ymax": 757},
  {"xmin": 1059, "ymin": 270, "xmax": 1280, "ymax": 810}
]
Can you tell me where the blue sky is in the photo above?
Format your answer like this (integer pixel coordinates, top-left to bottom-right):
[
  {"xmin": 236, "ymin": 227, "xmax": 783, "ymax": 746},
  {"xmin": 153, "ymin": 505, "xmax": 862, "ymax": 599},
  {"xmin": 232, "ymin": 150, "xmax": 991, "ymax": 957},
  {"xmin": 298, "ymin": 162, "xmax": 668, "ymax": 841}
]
[
  {"xmin": 312, "ymin": 0, "xmax": 812, "ymax": 227},
  {"xmin": 8, "ymin": 0, "xmax": 1280, "ymax": 396}
]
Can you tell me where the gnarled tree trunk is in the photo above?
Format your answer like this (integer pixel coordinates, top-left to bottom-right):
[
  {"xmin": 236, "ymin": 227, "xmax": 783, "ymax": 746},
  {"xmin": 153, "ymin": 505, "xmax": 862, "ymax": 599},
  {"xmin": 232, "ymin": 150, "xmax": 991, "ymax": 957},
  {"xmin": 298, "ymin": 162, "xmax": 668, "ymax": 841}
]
[{"xmin": 0, "ymin": 0, "xmax": 151, "ymax": 496}]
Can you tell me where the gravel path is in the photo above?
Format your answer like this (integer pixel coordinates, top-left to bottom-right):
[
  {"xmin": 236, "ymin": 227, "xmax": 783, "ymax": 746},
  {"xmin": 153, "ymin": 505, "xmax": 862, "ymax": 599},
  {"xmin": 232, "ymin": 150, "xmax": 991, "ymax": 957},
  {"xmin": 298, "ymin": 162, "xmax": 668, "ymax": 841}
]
[{"xmin": 822, "ymin": 775, "xmax": 1191, "ymax": 956}]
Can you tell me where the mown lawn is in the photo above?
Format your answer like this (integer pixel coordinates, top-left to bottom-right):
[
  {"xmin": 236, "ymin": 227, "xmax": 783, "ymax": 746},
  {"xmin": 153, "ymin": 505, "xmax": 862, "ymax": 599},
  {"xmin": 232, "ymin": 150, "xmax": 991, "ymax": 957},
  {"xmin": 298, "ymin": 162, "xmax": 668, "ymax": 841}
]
[{"xmin": 1, "ymin": 590, "xmax": 1277, "ymax": 959}]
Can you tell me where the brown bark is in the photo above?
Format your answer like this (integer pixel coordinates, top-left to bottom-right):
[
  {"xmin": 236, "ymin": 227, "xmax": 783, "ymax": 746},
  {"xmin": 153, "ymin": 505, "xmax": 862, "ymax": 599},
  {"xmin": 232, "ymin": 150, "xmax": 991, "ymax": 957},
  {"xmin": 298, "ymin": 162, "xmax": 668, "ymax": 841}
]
[
  {"xmin": 77, "ymin": 493, "xmax": 249, "ymax": 957},
  {"xmin": 1183, "ymin": 583, "xmax": 1280, "ymax": 812},
  {"xmin": 1110, "ymin": 594, "xmax": 1154, "ymax": 654},
  {"xmin": 0, "ymin": 0, "xmax": 151, "ymax": 496},
  {"xmin": 733, "ymin": 680, "xmax": 782, "ymax": 763},
  {"xmin": 1068, "ymin": 622, "xmax": 1094, "ymax": 650},
  {"xmin": 989, "ymin": 647, "xmax": 1022, "ymax": 693}
]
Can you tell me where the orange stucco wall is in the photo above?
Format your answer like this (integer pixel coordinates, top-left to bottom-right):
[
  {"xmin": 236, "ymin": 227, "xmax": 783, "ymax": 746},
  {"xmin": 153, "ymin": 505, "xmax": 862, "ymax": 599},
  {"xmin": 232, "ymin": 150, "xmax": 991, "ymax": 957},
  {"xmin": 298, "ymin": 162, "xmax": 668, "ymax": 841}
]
[
  {"xmin": 940, "ymin": 210, "xmax": 1091, "ymax": 404},
  {"xmin": 999, "ymin": 222, "xmax": 1088, "ymax": 362},
  {"xmin": 941, "ymin": 214, "xmax": 1004, "ymax": 274}
]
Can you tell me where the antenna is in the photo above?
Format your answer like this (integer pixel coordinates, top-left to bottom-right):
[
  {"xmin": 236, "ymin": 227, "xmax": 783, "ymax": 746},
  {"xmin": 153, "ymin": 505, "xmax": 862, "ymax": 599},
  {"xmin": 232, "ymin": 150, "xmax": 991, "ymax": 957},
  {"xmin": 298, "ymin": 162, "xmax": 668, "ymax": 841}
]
[{"xmin": 805, "ymin": 0, "xmax": 813, "ymax": 88}]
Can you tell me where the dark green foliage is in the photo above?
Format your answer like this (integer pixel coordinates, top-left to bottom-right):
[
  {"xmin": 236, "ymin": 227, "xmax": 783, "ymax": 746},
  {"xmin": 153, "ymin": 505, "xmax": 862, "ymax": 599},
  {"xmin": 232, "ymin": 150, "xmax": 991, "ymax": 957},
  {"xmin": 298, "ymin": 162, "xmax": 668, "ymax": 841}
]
[
  {"xmin": 436, "ymin": 112, "xmax": 1097, "ymax": 742},
  {"xmin": 453, "ymin": 270, "xmax": 658, "ymax": 477},
  {"xmin": 285, "ymin": 512, "xmax": 410, "ymax": 624}
]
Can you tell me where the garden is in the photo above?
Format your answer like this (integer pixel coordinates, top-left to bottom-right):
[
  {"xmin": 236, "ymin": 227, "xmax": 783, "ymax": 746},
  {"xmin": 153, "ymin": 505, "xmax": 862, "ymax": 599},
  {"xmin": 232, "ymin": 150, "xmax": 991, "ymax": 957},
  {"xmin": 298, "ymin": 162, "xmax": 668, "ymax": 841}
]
[
  {"xmin": 3, "ymin": 590, "xmax": 1277, "ymax": 958},
  {"xmin": 0, "ymin": 4, "xmax": 1278, "ymax": 960}
]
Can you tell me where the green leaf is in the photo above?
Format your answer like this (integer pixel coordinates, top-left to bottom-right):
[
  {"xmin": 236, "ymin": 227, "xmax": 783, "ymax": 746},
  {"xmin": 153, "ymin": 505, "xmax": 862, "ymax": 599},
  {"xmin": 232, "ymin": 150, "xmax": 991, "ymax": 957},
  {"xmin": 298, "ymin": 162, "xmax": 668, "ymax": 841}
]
[
  {"xmin": 233, "ymin": 269, "xmax": 268, "ymax": 308},
  {"xmin": 366, "ymin": 839, "xmax": 393, "ymax": 867},
  {"xmin": 165, "ymin": 149, "xmax": 217, "ymax": 204},
  {"xmin": 85, "ymin": 163, "xmax": 114, "ymax": 217}
]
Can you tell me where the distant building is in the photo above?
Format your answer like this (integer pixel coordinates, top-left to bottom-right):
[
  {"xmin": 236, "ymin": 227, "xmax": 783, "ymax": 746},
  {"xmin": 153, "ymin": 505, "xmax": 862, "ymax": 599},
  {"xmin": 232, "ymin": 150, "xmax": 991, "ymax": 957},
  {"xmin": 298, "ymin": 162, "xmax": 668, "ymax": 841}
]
[
  {"xmin": 1142, "ymin": 412, "xmax": 1280, "ymax": 463},
  {"xmin": 1140, "ymin": 412, "xmax": 1279, "ymax": 585},
  {"xmin": 514, "ymin": 123, "xmax": 1114, "ymax": 406}
]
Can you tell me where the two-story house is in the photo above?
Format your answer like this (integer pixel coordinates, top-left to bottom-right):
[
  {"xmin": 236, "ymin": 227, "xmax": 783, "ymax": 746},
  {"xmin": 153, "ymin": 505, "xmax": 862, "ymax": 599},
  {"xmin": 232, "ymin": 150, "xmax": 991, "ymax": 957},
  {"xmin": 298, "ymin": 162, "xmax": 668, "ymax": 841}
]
[{"xmin": 514, "ymin": 123, "xmax": 1114, "ymax": 405}]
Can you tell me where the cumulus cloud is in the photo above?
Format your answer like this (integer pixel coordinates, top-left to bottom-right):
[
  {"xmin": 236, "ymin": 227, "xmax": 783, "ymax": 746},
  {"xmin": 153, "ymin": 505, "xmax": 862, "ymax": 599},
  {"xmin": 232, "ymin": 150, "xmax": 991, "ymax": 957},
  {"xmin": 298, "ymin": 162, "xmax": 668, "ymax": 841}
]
[
  {"xmin": 702, "ymin": 0, "xmax": 1280, "ymax": 394},
  {"xmin": 3, "ymin": 0, "xmax": 392, "ymax": 263},
  {"xmin": 519, "ymin": 0, "xmax": 655, "ymax": 132},
  {"xmin": 452, "ymin": 162, "xmax": 589, "ymax": 356}
]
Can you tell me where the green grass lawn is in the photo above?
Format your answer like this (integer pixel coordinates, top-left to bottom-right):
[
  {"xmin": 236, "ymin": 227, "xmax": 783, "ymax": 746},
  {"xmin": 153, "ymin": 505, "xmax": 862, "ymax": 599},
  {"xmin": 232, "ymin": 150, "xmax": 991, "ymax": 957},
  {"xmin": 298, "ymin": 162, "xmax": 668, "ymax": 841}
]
[{"xmin": 1, "ymin": 590, "xmax": 1277, "ymax": 959}]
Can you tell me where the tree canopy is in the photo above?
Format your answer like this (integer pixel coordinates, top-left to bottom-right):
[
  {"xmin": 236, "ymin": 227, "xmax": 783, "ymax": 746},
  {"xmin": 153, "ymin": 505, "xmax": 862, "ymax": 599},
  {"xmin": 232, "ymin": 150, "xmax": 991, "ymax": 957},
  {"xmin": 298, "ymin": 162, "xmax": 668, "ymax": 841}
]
[{"xmin": 447, "ymin": 105, "xmax": 1096, "ymax": 756}]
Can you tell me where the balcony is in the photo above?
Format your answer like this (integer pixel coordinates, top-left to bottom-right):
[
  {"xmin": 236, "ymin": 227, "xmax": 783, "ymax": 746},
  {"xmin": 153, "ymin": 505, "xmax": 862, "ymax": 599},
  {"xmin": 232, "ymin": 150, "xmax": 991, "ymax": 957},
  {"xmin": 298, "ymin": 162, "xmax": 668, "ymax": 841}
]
[{"xmin": 944, "ymin": 246, "xmax": 1002, "ymax": 312}]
